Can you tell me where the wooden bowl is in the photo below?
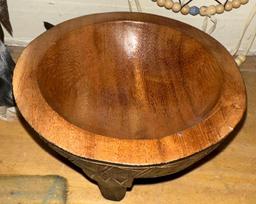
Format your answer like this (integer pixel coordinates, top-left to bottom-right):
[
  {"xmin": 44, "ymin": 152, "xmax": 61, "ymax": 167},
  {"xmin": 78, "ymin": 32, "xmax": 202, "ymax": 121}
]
[{"xmin": 13, "ymin": 12, "xmax": 246, "ymax": 201}]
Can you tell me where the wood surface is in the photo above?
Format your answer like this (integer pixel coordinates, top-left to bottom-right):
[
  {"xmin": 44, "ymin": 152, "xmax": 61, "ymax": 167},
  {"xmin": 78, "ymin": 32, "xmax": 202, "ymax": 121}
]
[
  {"xmin": 12, "ymin": 13, "xmax": 246, "ymax": 200},
  {"xmin": 0, "ymin": 47, "xmax": 255, "ymax": 203},
  {"xmin": 13, "ymin": 12, "xmax": 246, "ymax": 165}
]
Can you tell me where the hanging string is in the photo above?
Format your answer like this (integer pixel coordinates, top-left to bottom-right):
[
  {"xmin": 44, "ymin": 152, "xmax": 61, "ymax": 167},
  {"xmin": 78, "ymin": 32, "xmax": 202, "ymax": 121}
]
[
  {"xmin": 232, "ymin": 2, "xmax": 256, "ymax": 55},
  {"xmin": 245, "ymin": 31, "xmax": 256, "ymax": 54},
  {"xmin": 128, "ymin": 0, "xmax": 133, "ymax": 12},
  {"xmin": 202, "ymin": 15, "xmax": 217, "ymax": 35},
  {"xmin": 233, "ymin": 2, "xmax": 256, "ymax": 66},
  {"xmin": 202, "ymin": 16, "xmax": 208, "ymax": 32},
  {"xmin": 181, "ymin": 0, "xmax": 192, "ymax": 8},
  {"xmin": 135, "ymin": 0, "xmax": 142, "ymax": 12},
  {"xmin": 128, "ymin": 0, "xmax": 142, "ymax": 12},
  {"xmin": 214, "ymin": 0, "xmax": 222, "ymax": 4}
]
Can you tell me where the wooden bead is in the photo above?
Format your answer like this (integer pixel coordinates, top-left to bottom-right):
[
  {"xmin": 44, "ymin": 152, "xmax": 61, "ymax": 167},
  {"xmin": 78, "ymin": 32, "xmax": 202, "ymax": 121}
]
[
  {"xmin": 225, "ymin": 1, "xmax": 233, "ymax": 11},
  {"xmin": 235, "ymin": 55, "xmax": 246, "ymax": 66},
  {"xmin": 157, "ymin": 0, "xmax": 165, "ymax": 7},
  {"xmin": 181, "ymin": 5, "xmax": 190, "ymax": 15},
  {"xmin": 216, "ymin": 4, "xmax": 225, "ymax": 14},
  {"xmin": 207, "ymin": 5, "xmax": 217, "ymax": 15},
  {"xmin": 200, "ymin": 6, "xmax": 207, "ymax": 16},
  {"xmin": 240, "ymin": 0, "xmax": 249, "ymax": 5},
  {"xmin": 172, "ymin": 2, "xmax": 181, "ymax": 13},
  {"xmin": 155, "ymin": 0, "xmax": 247, "ymax": 15},
  {"xmin": 164, "ymin": 0, "xmax": 173, "ymax": 9},
  {"xmin": 232, "ymin": 0, "xmax": 241, "ymax": 8}
]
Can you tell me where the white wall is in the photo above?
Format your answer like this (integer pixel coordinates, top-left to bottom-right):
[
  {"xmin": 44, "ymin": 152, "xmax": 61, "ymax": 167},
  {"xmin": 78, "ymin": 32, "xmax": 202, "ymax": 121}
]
[{"xmin": 5, "ymin": 0, "xmax": 256, "ymax": 54}]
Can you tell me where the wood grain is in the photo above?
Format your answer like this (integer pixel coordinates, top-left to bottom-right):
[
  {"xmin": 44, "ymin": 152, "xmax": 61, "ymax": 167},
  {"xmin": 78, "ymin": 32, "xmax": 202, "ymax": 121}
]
[
  {"xmin": 12, "ymin": 13, "xmax": 246, "ymax": 200},
  {"xmin": 13, "ymin": 12, "xmax": 246, "ymax": 165},
  {"xmin": 37, "ymin": 21, "xmax": 223, "ymax": 140},
  {"xmin": 1, "ymin": 46, "xmax": 255, "ymax": 203}
]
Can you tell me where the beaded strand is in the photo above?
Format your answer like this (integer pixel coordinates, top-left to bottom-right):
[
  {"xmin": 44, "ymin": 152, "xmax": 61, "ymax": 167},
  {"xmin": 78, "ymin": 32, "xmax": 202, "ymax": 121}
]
[{"xmin": 153, "ymin": 0, "xmax": 249, "ymax": 16}]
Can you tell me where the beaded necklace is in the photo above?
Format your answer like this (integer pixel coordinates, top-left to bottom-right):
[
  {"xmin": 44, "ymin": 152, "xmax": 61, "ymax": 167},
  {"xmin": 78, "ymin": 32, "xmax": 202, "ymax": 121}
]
[{"xmin": 153, "ymin": 0, "xmax": 249, "ymax": 16}]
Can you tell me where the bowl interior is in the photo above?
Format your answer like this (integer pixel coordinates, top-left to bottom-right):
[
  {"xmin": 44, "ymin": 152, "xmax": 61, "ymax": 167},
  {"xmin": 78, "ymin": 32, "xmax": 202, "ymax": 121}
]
[{"xmin": 37, "ymin": 21, "xmax": 223, "ymax": 139}]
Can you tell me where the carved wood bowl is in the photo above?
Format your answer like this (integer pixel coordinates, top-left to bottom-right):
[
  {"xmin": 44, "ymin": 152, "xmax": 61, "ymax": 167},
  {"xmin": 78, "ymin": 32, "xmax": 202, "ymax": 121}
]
[{"xmin": 13, "ymin": 12, "xmax": 246, "ymax": 201}]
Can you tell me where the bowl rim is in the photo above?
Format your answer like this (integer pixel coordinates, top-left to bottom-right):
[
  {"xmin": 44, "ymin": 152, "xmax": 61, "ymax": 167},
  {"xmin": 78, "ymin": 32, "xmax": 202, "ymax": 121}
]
[{"xmin": 13, "ymin": 12, "xmax": 246, "ymax": 166}]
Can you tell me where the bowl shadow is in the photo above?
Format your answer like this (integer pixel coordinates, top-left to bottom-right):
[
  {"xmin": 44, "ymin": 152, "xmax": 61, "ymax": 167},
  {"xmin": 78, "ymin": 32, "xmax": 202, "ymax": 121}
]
[{"xmin": 17, "ymin": 110, "xmax": 247, "ymax": 189}]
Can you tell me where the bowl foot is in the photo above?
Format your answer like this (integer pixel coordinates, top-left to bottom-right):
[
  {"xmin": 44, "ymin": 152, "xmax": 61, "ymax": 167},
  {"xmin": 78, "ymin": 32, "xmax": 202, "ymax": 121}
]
[
  {"xmin": 81, "ymin": 165, "xmax": 134, "ymax": 201},
  {"xmin": 98, "ymin": 182, "xmax": 127, "ymax": 201}
]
